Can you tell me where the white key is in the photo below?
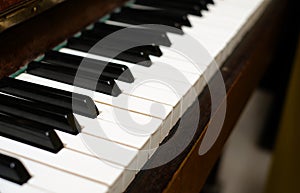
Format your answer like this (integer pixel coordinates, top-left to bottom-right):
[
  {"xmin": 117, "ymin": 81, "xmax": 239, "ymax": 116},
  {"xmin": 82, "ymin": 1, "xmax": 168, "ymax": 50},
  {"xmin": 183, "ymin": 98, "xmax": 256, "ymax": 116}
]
[
  {"xmin": 78, "ymin": 118, "xmax": 152, "ymax": 168},
  {"xmin": 82, "ymin": 118, "xmax": 150, "ymax": 150},
  {"xmin": 16, "ymin": 73, "xmax": 181, "ymax": 139},
  {"xmin": 183, "ymin": 0, "xmax": 267, "ymax": 65},
  {"xmin": 15, "ymin": 73, "xmax": 173, "ymax": 126},
  {"xmin": 93, "ymin": 103, "xmax": 166, "ymax": 146},
  {"xmin": 16, "ymin": 73, "xmax": 167, "ymax": 154},
  {"xmin": 19, "ymin": 72, "xmax": 174, "ymax": 121},
  {"xmin": 56, "ymin": 130, "xmax": 139, "ymax": 168},
  {"xmin": 60, "ymin": 48, "xmax": 200, "ymax": 112},
  {"xmin": 0, "ymin": 178, "xmax": 50, "ymax": 193},
  {"xmin": 56, "ymin": 131, "xmax": 140, "ymax": 189},
  {"xmin": 0, "ymin": 150, "xmax": 109, "ymax": 193},
  {"xmin": 60, "ymin": 47, "xmax": 203, "ymax": 77},
  {"xmin": 59, "ymin": 48, "xmax": 198, "ymax": 110},
  {"xmin": 0, "ymin": 136, "xmax": 124, "ymax": 193}
]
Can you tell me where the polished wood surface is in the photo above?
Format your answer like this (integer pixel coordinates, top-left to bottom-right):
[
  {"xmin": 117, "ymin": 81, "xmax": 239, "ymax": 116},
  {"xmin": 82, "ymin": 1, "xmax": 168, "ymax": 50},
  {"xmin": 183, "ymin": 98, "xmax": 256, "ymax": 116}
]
[
  {"xmin": 0, "ymin": 0, "xmax": 24, "ymax": 12},
  {"xmin": 124, "ymin": 0, "xmax": 288, "ymax": 192},
  {"xmin": 0, "ymin": 0, "xmax": 126, "ymax": 79},
  {"xmin": 0, "ymin": 0, "xmax": 289, "ymax": 192}
]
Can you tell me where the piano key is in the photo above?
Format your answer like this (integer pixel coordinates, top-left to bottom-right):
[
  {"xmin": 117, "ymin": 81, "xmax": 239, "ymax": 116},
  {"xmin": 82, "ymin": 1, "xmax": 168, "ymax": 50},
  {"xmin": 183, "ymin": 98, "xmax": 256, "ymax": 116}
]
[
  {"xmin": 157, "ymin": 0, "xmax": 266, "ymax": 73},
  {"xmin": 16, "ymin": 73, "xmax": 173, "ymax": 127},
  {"xmin": 22, "ymin": 68, "xmax": 180, "ymax": 128},
  {"xmin": 59, "ymin": 47, "xmax": 203, "ymax": 106},
  {"xmin": 92, "ymin": 23, "xmax": 172, "ymax": 47},
  {"xmin": 77, "ymin": 35, "xmax": 162, "ymax": 58},
  {"xmin": 0, "ymin": 0, "xmax": 271, "ymax": 193},
  {"xmin": 0, "ymin": 93, "xmax": 80, "ymax": 135},
  {"xmin": 47, "ymin": 51, "xmax": 199, "ymax": 102},
  {"xmin": 107, "ymin": 0, "xmax": 255, "ymax": 67},
  {"xmin": 35, "ymin": 127, "xmax": 140, "ymax": 190},
  {"xmin": 134, "ymin": 0, "xmax": 202, "ymax": 16},
  {"xmin": 44, "ymin": 51, "xmax": 134, "ymax": 83},
  {"xmin": 14, "ymin": 73, "xmax": 169, "ymax": 146},
  {"xmin": 106, "ymin": 0, "xmax": 264, "ymax": 71},
  {"xmin": 14, "ymin": 72, "xmax": 172, "ymax": 153},
  {"xmin": 65, "ymin": 35, "xmax": 206, "ymax": 115},
  {"xmin": 0, "ymin": 150, "xmax": 109, "ymax": 193},
  {"xmin": 140, "ymin": 0, "xmax": 209, "ymax": 11},
  {"xmin": 60, "ymin": 46, "xmax": 204, "ymax": 78},
  {"xmin": 79, "ymin": 117, "xmax": 151, "ymax": 151},
  {"xmin": 81, "ymin": 123, "xmax": 153, "ymax": 179},
  {"xmin": 107, "ymin": 16, "xmax": 184, "ymax": 35},
  {"xmin": 79, "ymin": 32, "xmax": 163, "ymax": 57},
  {"xmin": 27, "ymin": 61, "xmax": 122, "ymax": 96},
  {"xmin": 58, "ymin": 48, "xmax": 201, "ymax": 118},
  {"xmin": 109, "ymin": 14, "xmax": 182, "ymax": 30},
  {"xmin": 44, "ymin": 50, "xmax": 194, "ymax": 103},
  {"xmin": 181, "ymin": 0, "xmax": 266, "ymax": 64},
  {"xmin": 95, "ymin": 24, "xmax": 210, "ymax": 77},
  {"xmin": 0, "ymin": 178, "xmax": 50, "ymax": 193},
  {"xmin": 67, "ymin": 37, "xmax": 152, "ymax": 66},
  {"xmin": 0, "ymin": 136, "xmax": 125, "ymax": 192},
  {"xmin": 102, "ymin": 18, "xmax": 215, "ymax": 71},
  {"xmin": 206, "ymin": 0, "xmax": 215, "ymax": 4},
  {"xmin": 0, "ymin": 77, "xmax": 99, "ymax": 118},
  {"xmin": 99, "ymin": 20, "xmax": 202, "ymax": 62},
  {"xmin": 64, "ymin": 118, "xmax": 155, "ymax": 184},
  {"xmin": 121, "ymin": 7, "xmax": 191, "ymax": 27},
  {"xmin": 55, "ymin": 131, "xmax": 138, "ymax": 167},
  {"xmin": 0, "ymin": 153, "xmax": 31, "ymax": 185},
  {"xmin": 59, "ymin": 49, "xmax": 204, "ymax": 120},
  {"xmin": 92, "ymin": 103, "xmax": 164, "ymax": 144},
  {"xmin": 60, "ymin": 44, "xmax": 202, "ymax": 87},
  {"xmin": 0, "ymin": 114, "xmax": 63, "ymax": 153}
]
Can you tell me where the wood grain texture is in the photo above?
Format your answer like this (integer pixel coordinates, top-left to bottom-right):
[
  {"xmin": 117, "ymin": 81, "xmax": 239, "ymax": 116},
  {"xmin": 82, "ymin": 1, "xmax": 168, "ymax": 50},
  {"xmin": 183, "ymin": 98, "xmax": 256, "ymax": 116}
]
[{"xmin": 0, "ymin": 0, "xmax": 127, "ymax": 79}]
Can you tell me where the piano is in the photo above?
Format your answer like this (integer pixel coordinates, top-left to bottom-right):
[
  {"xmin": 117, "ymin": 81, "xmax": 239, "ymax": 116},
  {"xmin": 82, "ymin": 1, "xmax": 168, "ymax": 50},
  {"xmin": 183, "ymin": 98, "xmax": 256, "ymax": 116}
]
[{"xmin": 0, "ymin": 0, "xmax": 289, "ymax": 192}]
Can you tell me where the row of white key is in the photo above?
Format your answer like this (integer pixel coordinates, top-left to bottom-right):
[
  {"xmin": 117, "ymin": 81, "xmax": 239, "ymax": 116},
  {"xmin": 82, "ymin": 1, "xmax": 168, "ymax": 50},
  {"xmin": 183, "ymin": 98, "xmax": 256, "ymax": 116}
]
[{"xmin": 1, "ymin": 0, "xmax": 270, "ymax": 193}]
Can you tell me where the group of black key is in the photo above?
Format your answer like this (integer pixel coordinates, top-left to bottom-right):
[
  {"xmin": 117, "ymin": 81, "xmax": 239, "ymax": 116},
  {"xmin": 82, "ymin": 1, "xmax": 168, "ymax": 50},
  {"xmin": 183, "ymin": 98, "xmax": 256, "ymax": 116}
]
[{"xmin": 0, "ymin": 0, "xmax": 214, "ymax": 186}]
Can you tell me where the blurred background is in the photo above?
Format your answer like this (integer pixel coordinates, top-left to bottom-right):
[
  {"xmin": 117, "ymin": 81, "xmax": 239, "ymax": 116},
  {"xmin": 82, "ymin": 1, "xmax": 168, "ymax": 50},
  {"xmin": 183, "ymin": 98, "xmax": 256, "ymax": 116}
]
[{"xmin": 201, "ymin": 1, "xmax": 299, "ymax": 192}]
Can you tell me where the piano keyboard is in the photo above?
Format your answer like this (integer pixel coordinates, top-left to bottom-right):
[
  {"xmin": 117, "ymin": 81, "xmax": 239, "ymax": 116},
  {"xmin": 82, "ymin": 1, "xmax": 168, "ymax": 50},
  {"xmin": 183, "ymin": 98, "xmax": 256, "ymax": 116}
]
[{"xmin": 0, "ymin": 0, "xmax": 271, "ymax": 192}]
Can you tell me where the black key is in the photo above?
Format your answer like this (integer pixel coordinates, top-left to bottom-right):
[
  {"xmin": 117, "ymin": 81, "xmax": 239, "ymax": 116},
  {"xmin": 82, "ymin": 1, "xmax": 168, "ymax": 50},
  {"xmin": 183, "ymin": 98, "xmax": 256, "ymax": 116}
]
[
  {"xmin": 0, "ymin": 153, "xmax": 31, "ymax": 185},
  {"xmin": 44, "ymin": 51, "xmax": 134, "ymax": 83},
  {"xmin": 79, "ymin": 33, "xmax": 163, "ymax": 57},
  {"xmin": 66, "ymin": 37, "xmax": 152, "ymax": 66},
  {"xmin": 119, "ymin": 7, "xmax": 192, "ymax": 27},
  {"xmin": 0, "ymin": 77, "xmax": 99, "ymax": 118},
  {"xmin": 206, "ymin": 0, "xmax": 214, "ymax": 5},
  {"xmin": 109, "ymin": 9, "xmax": 182, "ymax": 29},
  {"xmin": 0, "ymin": 93, "xmax": 80, "ymax": 135},
  {"xmin": 0, "ymin": 114, "xmax": 64, "ymax": 153},
  {"xmin": 134, "ymin": 0, "xmax": 202, "ymax": 16},
  {"xmin": 93, "ymin": 23, "xmax": 172, "ymax": 47},
  {"xmin": 94, "ymin": 23, "xmax": 124, "ymax": 32},
  {"xmin": 109, "ymin": 13, "xmax": 185, "ymax": 34},
  {"xmin": 27, "ymin": 61, "xmax": 122, "ymax": 96},
  {"xmin": 153, "ymin": 0, "xmax": 209, "ymax": 11}
]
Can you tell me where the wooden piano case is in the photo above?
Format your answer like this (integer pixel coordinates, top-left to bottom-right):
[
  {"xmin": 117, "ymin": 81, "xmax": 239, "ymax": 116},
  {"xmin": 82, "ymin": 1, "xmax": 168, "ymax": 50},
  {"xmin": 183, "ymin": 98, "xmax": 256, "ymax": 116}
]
[{"xmin": 0, "ymin": 0, "xmax": 290, "ymax": 192}]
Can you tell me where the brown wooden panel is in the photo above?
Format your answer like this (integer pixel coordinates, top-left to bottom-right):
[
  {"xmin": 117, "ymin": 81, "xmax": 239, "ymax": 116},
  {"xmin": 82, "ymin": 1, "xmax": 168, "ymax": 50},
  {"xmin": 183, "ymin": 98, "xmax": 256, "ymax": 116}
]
[
  {"xmin": 0, "ymin": 0, "xmax": 24, "ymax": 12},
  {"xmin": 0, "ymin": 0, "xmax": 127, "ymax": 78},
  {"xmin": 125, "ymin": 0, "xmax": 288, "ymax": 192}
]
